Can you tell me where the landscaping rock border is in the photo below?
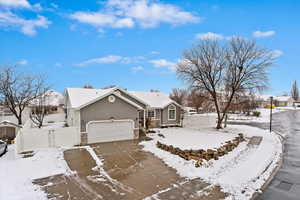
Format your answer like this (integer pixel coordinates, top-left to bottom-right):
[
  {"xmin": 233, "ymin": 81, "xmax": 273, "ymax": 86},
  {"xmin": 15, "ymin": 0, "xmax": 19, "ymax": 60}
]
[{"xmin": 156, "ymin": 133, "xmax": 245, "ymax": 167}]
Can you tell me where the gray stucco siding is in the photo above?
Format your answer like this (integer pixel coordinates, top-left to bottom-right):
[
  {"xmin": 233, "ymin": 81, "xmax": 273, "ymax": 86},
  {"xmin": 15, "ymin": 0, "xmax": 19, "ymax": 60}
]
[
  {"xmin": 161, "ymin": 104, "xmax": 182, "ymax": 125},
  {"xmin": 80, "ymin": 94, "xmax": 140, "ymax": 132}
]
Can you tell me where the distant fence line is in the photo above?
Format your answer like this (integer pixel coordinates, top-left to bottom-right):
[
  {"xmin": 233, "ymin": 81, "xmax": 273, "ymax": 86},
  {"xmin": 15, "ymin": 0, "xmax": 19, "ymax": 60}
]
[{"xmin": 183, "ymin": 114, "xmax": 217, "ymax": 130}]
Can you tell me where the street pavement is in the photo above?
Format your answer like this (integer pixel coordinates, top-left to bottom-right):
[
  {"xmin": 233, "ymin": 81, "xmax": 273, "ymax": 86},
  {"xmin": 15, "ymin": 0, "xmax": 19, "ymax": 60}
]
[{"xmin": 231, "ymin": 110, "xmax": 300, "ymax": 200}]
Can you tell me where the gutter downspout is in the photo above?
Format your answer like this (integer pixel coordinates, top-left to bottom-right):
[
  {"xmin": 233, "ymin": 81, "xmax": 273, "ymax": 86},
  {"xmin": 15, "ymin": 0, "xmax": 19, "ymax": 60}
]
[{"xmin": 143, "ymin": 109, "xmax": 146, "ymax": 128}]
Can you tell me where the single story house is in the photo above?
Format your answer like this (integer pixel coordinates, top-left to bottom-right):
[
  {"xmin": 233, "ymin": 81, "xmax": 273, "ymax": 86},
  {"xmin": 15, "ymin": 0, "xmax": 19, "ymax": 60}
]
[
  {"xmin": 30, "ymin": 90, "xmax": 65, "ymax": 114},
  {"xmin": 273, "ymin": 96, "xmax": 294, "ymax": 107},
  {"xmin": 255, "ymin": 94, "xmax": 272, "ymax": 108},
  {"xmin": 64, "ymin": 87, "xmax": 183, "ymax": 144}
]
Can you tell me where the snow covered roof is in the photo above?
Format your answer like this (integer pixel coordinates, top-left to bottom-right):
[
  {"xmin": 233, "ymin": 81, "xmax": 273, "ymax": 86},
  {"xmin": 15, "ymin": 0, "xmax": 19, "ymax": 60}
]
[
  {"xmin": 256, "ymin": 94, "xmax": 272, "ymax": 101},
  {"xmin": 31, "ymin": 90, "xmax": 64, "ymax": 106},
  {"xmin": 274, "ymin": 96, "xmax": 292, "ymax": 102},
  {"xmin": 255, "ymin": 94, "xmax": 293, "ymax": 102},
  {"xmin": 66, "ymin": 88, "xmax": 115, "ymax": 108},
  {"xmin": 0, "ymin": 120, "xmax": 21, "ymax": 127},
  {"xmin": 66, "ymin": 87, "xmax": 180, "ymax": 109},
  {"xmin": 128, "ymin": 90, "xmax": 179, "ymax": 108}
]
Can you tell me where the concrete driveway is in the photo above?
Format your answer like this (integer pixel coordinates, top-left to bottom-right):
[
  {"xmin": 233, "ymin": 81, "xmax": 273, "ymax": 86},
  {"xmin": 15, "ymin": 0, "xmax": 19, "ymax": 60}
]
[{"xmin": 34, "ymin": 139, "xmax": 226, "ymax": 200}]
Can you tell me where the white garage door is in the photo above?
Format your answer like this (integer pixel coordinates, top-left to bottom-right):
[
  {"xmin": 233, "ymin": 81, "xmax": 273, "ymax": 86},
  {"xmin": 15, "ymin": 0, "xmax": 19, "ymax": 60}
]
[{"xmin": 87, "ymin": 119, "xmax": 135, "ymax": 144}]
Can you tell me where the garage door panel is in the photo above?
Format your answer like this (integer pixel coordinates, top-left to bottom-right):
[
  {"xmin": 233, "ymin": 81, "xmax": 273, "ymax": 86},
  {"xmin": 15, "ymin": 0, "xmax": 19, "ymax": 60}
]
[{"xmin": 87, "ymin": 120, "xmax": 134, "ymax": 144}]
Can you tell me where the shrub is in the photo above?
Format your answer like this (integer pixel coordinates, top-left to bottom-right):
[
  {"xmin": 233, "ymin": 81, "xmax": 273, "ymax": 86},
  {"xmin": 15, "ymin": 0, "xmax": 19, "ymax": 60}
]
[
  {"xmin": 264, "ymin": 104, "xmax": 275, "ymax": 109},
  {"xmin": 253, "ymin": 111, "xmax": 261, "ymax": 117}
]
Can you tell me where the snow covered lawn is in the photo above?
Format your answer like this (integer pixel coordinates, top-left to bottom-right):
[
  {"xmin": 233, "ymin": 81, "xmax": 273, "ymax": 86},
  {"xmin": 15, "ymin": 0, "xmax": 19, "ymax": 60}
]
[
  {"xmin": 0, "ymin": 145, "xmax": 71, "ymax": 200},
  {"xmin": 151, "ymin": 128, "xmax": 236, "ymax": 150},
  {"xmin": 228, "ymin": 108, "xmax": 290, "ymax": 123},
  {"xmin": 140, "ymin": 126, "xmax": 282, "ymax": 200}
]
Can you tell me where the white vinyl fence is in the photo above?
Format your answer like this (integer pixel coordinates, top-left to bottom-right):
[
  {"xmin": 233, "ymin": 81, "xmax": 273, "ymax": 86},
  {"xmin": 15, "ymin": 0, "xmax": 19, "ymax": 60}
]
[
  {"xmin": 183, "ymin": 114, "xmax": 217, "ymax": 130},
  {"xmin": 15, "ymin": 126, "xmax": 80, "ymax": 153}
]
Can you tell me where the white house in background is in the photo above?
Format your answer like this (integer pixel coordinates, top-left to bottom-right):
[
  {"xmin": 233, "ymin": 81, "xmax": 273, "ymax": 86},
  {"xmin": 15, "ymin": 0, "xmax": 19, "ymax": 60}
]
[
  {"xmin": 256, "ymin": 94, "xmax": 272, "ymax": 107},
  {"xmin": 64, "ymin": 87, "xmax": 183, "ymax": 144},
  {"xmin": 273, "ymin": 96, "xmax": 294, "ymax": 107},
  {"xmin": 30, "ymin": 90, "xmax": 65, "ymax": 113}
]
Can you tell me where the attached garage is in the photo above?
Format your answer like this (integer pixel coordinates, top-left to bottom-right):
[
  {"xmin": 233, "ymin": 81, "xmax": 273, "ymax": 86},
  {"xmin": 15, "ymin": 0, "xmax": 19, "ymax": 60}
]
[{"xmin": 87, "ymin": 120, "xmax": 134, "ymax": 144}]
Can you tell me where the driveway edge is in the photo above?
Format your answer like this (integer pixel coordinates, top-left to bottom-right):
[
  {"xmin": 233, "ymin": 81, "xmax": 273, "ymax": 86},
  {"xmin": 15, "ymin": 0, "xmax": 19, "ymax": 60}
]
[{"xmin": 250, "ymin": 132, "xmax": 284, "ymax": 200}]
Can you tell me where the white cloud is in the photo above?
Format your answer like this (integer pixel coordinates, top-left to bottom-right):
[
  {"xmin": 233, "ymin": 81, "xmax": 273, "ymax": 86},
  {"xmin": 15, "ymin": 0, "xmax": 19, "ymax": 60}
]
[
  {"xmin": 70, "ymin": 0, "xmax": 200, "ymax": 30},
  {"xmin": 253, "ymin": 30, "xmax": 275, "ymax": 38},
  {"xmin": 75, "ymin": 55, "xmax": 145, "ymax": 67},
  {"xmin": 0, "ymin": 11, "xmax": 51, "ymax": 35},
  {"xmin": 70, "ymin": 12, "xmax": 134, "ymax": 28},
  {"xmin": 116, "ymin": 31, "xmax": 123, "ymax": 36},
  {"xmin": 132, "ymin": 65, "xmax": 144, "ymax": 72},
  {"xmin": 195, "ymin": 32, "xmax": 224, "ymax": 40},
  {"xmin": 0, "ymin": 0, "xmax": 31, "ymax": 8},
  {"xmin": 149, "ymin": 59, "xmax": 176, "ymax": 72},
  {"xmin": 76, "ymin": 55, "xmax": 123, "ymax": 66},
  {"xmin": 0, "ymin": 0, "xmax": 42, "ymax": 11},
  {"xmin": 55, "ymin": 62, "xmax": 62, "ymax": 67},
  {"xmin": 32, "ymin": 3, "xmax": 42, "ymax": 11},
  {"xmin": 50, "ymin": 3, "xmax": 58, "ymax": 9},
  {"xmin": 17, "ymin": 59, "xmax": 27, "ymax": 65},
  {"xmin": 271, "ymin": 50, "xmax": 283, "ymax": 58},
  {"xmin": 150, "ymin": 51, "xmax": 160, "ymax": 54}
]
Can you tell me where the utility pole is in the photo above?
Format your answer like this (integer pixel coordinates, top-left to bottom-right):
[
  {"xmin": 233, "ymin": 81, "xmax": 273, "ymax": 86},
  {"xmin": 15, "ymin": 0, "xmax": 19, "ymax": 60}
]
[{"xmin": 270, "ymin": 96, "xmax": 273, "ymax": 132}]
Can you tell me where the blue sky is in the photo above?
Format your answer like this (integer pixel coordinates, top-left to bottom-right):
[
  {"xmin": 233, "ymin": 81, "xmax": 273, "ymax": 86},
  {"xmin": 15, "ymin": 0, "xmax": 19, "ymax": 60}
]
[{"xmin": 0, "ymin": 0, "xmax": 299, "ymax": 95}]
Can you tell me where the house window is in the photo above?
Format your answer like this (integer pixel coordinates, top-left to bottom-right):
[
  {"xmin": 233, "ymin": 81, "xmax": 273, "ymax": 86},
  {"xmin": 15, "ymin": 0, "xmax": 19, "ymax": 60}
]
[
  {"xmin": 148, "ymin": 110, "xmax": 155, "ymax": 118},
  {"xmin": 168, "ymin": 105, "xmax": 176, "ymax": 120}
]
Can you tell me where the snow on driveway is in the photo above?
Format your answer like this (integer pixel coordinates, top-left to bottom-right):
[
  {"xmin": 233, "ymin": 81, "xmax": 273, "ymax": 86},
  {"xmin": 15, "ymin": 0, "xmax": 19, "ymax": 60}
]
[
  {"xmin": 0, "ymin": 145, "xmax": 71, "ymax": 200},
  {"xmin": 140, "ymin": 126, "xmax": 282, "ymax": 200}
]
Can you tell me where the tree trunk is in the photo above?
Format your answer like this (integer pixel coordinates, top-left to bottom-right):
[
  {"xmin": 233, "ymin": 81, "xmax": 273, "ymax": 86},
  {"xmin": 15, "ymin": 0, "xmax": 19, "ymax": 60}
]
[
  {"xmin": 216, "ymin": 117, "xmax": 223, "ymax": 129},
  {"xmin": 17, "ymin": 116, "xmax": 22, "ymax": 125}
]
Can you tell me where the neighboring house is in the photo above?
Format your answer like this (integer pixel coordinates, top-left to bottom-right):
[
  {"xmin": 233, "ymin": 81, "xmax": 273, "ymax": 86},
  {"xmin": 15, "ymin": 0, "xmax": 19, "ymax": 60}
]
[
  {"xmin": 273, "ymin": 96, "xmax": 294, "ymax": 107},
  {"xmin": 255, "ymin": 95, "xmax": 294, "ymax": 107},
  {"xmin": 30, "ymin": 90, "xmax": 65, "ymax": 114},
  {"xmin": 0, "ymin": 120, "xmax": 22, "ymax": 141},
  {"xmin": 64, "ymin": 87, "xmax": 183, "ymax": 144},
  {"xmin": 256, "ymin": 94, "xmax": 272, "ymax": 108}
]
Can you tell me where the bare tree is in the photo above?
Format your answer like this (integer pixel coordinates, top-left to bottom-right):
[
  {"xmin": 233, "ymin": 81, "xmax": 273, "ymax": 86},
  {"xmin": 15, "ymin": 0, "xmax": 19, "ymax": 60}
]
[
  {"xmin": 187, "ymin": 89, "xmax": 208, "ymax": 112},
  {"xmin": 0, "ymin": 67, "xmax": 49, "ymax": 125},
  {"xmin": 83, "ymin": 84, "xmax": 94, "ymax": 89},
  {"xmin": 30, "ymin": 90, "xmax": 50, "ymax": 128},
  {"xmin": 102, "ymin": 85, "xmax": 116, "ymax": 89},
  {"xmin": 150, "ymin": 89, "xmax": 160, "ymax": 92},
  {"xmin": 169, "ymin": 88, "xmax": 187, "ymax": 105},
  {"xmin": 291, "ymin": 80, "xmax": 299, "ymax": 101},
  {"xmin": 177, "ymin": 38, "xmax": 274, "ymax": 129}
]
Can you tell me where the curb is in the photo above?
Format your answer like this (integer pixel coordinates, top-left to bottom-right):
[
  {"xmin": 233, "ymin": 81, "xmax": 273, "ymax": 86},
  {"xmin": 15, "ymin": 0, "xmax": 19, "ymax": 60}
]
[{"xmin": 250, "ymin": 131, "xmax": 284, "ymax": 200}]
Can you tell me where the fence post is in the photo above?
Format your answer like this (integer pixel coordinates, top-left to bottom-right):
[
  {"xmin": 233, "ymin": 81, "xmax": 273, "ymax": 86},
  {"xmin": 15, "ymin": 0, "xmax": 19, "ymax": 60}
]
[
  {"xmin": 48, "ymin": 130, "xmax": 53, "ymax": 147},
  {"xmin": 16, "ymin": 129, "xmax": 24, "ymax": 154},
  {"xmin": 52, "ymin": 130, "xmax": 56, "ymax": 147}
]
